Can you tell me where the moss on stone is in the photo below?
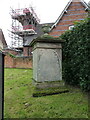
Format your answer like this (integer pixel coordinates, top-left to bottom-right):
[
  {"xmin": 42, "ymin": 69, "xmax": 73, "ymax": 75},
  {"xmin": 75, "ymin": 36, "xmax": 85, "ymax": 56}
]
[
  {"xmin": 33, "ymin": 86, "xmax": 69, "ymax": 97},
  {"xmin": 36, "ymin": 34, "xmax": 61, "ymax": 41},
  {"xmin": 33, "ymin": 80, "xmax": 69, "ymax": 97}
]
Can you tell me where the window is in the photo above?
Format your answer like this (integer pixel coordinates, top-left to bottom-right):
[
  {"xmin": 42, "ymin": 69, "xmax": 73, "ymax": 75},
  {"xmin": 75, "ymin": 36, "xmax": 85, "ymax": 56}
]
[{"xmin": 69, "ymin": 25, "xmax": 74, "ymax": 30}]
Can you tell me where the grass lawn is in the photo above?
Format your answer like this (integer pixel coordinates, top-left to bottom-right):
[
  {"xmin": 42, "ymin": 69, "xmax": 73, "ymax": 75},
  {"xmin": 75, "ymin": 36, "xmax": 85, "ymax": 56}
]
[{"xmin": 4, "ymin": 68, "xmax": 88, "ymax": 118}]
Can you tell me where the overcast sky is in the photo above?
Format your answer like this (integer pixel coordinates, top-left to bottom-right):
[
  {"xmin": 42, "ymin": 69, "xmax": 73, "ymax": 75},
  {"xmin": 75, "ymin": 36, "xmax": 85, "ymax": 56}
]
[{"xmin": 0, "ymin": 0, "xmax": 89, "ymax": 46}]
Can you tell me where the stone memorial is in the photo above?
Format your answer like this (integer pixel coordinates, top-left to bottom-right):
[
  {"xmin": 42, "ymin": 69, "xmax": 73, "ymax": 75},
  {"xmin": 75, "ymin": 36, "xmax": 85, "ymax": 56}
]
[
  {"xmin": 30, "ymin": 35, "xmax": 64, "ymax": 89},
  {"xmin": 0, "ymin": 51, "xmax": 4, "ymax": 119}
]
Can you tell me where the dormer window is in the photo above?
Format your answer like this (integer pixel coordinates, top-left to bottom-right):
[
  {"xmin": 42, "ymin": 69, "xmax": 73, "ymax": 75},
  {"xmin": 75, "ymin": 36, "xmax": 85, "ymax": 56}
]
[
  {"xmin": 85, "ymin": 8, "xmax": 88, "ymax": 11},
  {"xmin": 69, "ymin": 25, "xmax": 74, "ymax": 30}
]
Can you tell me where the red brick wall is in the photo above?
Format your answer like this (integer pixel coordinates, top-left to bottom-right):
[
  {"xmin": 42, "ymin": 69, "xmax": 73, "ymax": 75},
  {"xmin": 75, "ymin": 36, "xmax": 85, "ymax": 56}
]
[
  {"xmin": 4, "ymin": 54, "xmax": 32, "ymax": 68},
  {"xmin": 23, "ymin": 47, "xmax": 28, "ymax": 56},
  {"xmin": 49, "ymin": 2, "xmax": 88, "ymax": 37},
  {"xmin": 14, "ymin": 57, "xmax": 32, "ymax": 68},
  {"xmin": 4, "ymin": 49, "xmax": 18, "ymax": 55},
  {"xmin": 23, "ymin": 47, "xmax": 32, "ymax": 56},
  {"xmin": 4, "ymin": 54, "xmax": 15, "ymax": 68}
]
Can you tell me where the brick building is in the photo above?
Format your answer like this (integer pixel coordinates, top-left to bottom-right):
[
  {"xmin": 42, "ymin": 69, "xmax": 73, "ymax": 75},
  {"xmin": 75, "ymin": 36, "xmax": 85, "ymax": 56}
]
[
  {"xmin": 4, "ymin": 0, "xmax": 89, "ymax": 68},
  {"xmin": 0, "ymin": 29, "xmax": 7, "ymax": 51},
  {"xmin": 9, "ymin": 0, "xmax": 89, "ymax": 57},
  {"xmin": 49, "ymin": 0, "xmax": 89, "ymax": 37}
]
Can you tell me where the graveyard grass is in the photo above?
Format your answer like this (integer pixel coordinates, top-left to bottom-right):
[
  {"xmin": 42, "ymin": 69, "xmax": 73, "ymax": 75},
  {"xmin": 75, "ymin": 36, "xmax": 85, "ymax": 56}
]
[{"xmin": 4, "ymin": 68, "xmax": 88, "ymax": 118}]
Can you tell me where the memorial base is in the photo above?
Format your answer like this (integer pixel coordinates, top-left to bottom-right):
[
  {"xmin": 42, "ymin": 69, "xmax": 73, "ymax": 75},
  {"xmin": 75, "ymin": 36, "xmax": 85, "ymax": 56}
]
[
  {"xmin": 33, "ymin": 79, "xmax": 65, "ymax": 89},
  {"xmin": 32, "ymin": 80, "xmax": 69, "ymax": 97}
]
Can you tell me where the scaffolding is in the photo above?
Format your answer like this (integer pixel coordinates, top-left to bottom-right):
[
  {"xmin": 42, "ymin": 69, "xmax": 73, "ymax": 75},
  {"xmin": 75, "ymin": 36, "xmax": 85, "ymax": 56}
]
[
  {"xmin": 8, "ymin": 31, "xmax": 23, "ymax": 48},
  {"xmin": 10, "ymin": 7, "xmax": 40, "ymax": 23},
  {"xmin": 9, "ymin": 6, "xmax": 40, "ymax": 48}
]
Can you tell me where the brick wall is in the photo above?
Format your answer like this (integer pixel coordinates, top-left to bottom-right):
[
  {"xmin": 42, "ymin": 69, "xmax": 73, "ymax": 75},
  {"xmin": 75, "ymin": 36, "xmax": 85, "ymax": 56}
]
[
  {"xmin": 5, "ymin": 54, "xmax": 15, "ymax": 68},
  {"xmin": 4, "ymin": 49, "xmax": 19, "ymax": 55},
  {"xmin": 4, "ymin": 54, "xmax": 32, "ymax": 68},
  {"xmin": 23, "ymin": 46, "xmax": 32, "ymax": 56},
  {"xmin": 49, "ymin": 1, "xmax": 88, "ymax": 37}
]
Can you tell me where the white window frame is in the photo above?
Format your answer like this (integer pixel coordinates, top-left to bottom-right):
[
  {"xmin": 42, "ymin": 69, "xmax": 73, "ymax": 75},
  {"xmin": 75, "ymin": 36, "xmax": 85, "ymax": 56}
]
[{"xmin": 69, "ymin": 25, "xmax": 74, "ymax": 30}]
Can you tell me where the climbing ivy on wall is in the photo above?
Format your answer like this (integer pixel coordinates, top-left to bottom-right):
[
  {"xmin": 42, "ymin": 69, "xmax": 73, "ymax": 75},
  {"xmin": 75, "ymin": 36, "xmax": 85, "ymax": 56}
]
[{"xmin": 61, "ymin": 18, "xmax": 90, "ymax": 91}]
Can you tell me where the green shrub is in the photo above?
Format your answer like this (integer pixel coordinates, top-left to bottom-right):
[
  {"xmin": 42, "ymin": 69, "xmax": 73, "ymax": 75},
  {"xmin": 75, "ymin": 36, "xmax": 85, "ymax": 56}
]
[{"xmin": 61, "ymin": 18, "xmax": 90, "ymax": 91}]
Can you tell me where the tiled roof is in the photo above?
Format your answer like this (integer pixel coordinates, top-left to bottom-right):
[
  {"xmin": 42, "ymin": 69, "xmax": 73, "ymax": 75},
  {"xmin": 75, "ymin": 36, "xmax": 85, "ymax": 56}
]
[
  {"xmin": 24, "ymin": 23, "xmax": 54, "ymax": 46},
  {"xmin": 50, "ymin": 0, "xmax": 89, "ymax": 30}
]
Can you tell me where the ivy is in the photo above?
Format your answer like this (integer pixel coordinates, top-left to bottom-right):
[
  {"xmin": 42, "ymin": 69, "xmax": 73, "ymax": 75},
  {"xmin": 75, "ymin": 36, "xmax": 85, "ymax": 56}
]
[
  {"xmin": 60, "ymin": 18, "xmax": 90, "ymax": 92},
  {"xmin": 8, "ymin": 53, "xmax": 16, "ymax": 58}
]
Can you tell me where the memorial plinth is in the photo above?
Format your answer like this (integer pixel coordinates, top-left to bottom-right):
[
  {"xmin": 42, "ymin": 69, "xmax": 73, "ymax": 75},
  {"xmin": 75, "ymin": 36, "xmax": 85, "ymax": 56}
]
[{"xmin": 30, "ymin": 35, "xmax": 64, "ymax": 89}]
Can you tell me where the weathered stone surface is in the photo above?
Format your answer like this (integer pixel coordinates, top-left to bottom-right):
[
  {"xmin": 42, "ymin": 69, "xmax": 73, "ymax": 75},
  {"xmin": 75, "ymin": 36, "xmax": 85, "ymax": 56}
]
[
  {"xmin": 33, "ymin": 42, "xmax": 62, "ymax": 83},
  {"xmin": 34, "ymin": 81, "xmax": 65, "ymax": 89}
]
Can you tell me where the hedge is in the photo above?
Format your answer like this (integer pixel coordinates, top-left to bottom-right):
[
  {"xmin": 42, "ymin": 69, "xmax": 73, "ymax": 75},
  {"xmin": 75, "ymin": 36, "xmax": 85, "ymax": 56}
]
[{"xmin": 60, "ymin": 18, "xmax": 90, "ymax": 91}]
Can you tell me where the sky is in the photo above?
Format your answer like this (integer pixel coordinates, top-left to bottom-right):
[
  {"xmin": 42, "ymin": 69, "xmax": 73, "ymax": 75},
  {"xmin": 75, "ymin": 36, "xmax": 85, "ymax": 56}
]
[{"xmin": 0, "ymin": 0, "xmax": 89, "ymax": 46}]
